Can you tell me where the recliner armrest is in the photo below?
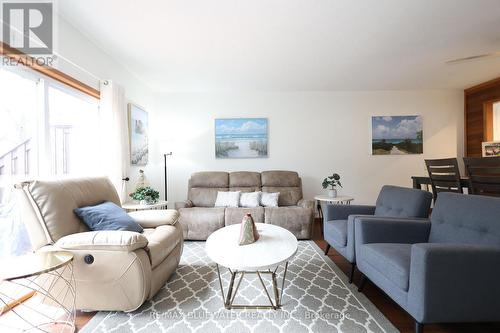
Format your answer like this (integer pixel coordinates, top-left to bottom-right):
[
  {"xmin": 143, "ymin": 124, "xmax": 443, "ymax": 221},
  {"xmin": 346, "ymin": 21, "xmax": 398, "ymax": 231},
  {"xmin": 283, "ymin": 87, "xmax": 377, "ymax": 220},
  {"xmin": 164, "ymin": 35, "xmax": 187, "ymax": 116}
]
[
  {"xmin": 355, "ymin": 217, "xmax": 430, "ymax": 245},
  {"xmin": 55, "ymin": 231, "xmax": 148, "ymax": 252},
  {"xmin": 175, "ymin": 200, "xmax": 194, "ymax": 210},
  {"xmin": 408, "ymin": 243, "xmax": 500, "ymax": 323},
  {"xmin": 324, "ymin": 204, "xmax": 376, "ymax": 221},
  {"xmin": 297, "ymin": 199, "xmax": 314, "ymax": 210},
  {"xmin": 128, "ymin": 210, "xmax": 179, "ymax": 228}
]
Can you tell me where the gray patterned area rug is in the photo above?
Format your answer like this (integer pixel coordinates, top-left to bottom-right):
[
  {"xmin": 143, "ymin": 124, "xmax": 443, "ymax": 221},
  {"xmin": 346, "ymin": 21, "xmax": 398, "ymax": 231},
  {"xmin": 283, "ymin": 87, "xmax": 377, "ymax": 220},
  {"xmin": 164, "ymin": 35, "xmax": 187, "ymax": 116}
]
[{"xmin": 81, "ymin": 241, "xmax": 397, "ymax": 333}]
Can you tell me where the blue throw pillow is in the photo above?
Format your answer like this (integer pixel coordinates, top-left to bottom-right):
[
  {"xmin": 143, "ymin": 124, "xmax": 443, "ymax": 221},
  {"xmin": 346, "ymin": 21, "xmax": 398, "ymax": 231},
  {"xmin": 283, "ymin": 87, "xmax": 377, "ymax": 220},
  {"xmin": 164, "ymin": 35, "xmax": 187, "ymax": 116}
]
[{"xmin": 74, "ymin": 201, "xmax": 143, "ymax": 233}]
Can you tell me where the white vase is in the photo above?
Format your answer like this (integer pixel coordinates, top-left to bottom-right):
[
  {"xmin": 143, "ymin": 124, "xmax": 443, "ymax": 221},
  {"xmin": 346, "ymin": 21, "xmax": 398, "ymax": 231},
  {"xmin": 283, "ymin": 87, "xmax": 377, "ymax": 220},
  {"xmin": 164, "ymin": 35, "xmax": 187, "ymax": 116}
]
[{"xmin": 328, "ymin": 189, "xmax": 337, "ymax": 198}]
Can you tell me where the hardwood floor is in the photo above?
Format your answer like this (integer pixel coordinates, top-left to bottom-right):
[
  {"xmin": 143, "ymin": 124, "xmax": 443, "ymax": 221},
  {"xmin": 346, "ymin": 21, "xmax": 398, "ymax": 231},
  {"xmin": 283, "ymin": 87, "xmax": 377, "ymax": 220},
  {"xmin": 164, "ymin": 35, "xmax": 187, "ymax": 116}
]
[
  {"xmin": 75, "ymin": 219, "xmax": 500, "ymax": 333},
  {"xmin": 76, "ymin": 310, "xmax": 96, "ymax": 331}
]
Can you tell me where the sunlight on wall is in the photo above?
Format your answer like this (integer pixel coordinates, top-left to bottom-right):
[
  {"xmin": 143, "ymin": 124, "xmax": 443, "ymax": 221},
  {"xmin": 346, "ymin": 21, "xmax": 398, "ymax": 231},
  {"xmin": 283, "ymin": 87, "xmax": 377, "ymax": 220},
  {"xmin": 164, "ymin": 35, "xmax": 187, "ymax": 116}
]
[{"xmin": 494, "ymin": 101, "xmax": 500, "ymax": 141}]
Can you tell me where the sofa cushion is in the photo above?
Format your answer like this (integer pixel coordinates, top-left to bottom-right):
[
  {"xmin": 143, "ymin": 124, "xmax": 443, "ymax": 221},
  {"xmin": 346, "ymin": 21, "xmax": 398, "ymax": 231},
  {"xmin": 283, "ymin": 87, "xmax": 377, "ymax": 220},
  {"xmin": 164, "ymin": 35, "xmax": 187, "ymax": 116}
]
[
  {"xmin": 261, "ymin": 171, "xmax": 301, "ymax": 187},
  {"xmin": 178, "ymin": 207, "xmax": 225, "ymax": 240},
  {"xmin": 74, "ymin": 202, "xmax": 143, "ymax": 233},
  {"xmin": 188, "ymin": 188, "xmax": 228, "ymax": 207},
  {"xmin": 261, "ymin": 186, "xmax": 302, "ymax": 206},
  {"xmin": 230, "ymin": 186, "xmax": 261, "ymax": 193},
  {"xmin": 189, "ymin": 171, "xmax": 228, "ymax": 188},
  {"xmin": 225, "ymin": 207, "xmax": 265, "ymax": 226},
  {"xmin": 324, "ymin": 219, "xmax": 347, "ymax": 246},
  {"xmin": 264, "ymin": 206, "xmax": 312, "ymax": 239},
  {"xmin": 239, "ymin": 192, "xmax": 261, "ymax": 208},
  {"xmin": 214, "ymin": 191, "xmax": 241, "ymax": 207},
  {"xmin": 261, "ymin": 192, "xmax": 279, "ymax": 207},
  {"xmin": 229, "ymin": 171, "xmax": 261, "ymax": 187},
  {"xmin": 359, "ymin": 243, "xmax": 412, "ymax": 291},
  {"xmin": 143, "ymin": 225, "xmax": 182, "ymax": 269}
]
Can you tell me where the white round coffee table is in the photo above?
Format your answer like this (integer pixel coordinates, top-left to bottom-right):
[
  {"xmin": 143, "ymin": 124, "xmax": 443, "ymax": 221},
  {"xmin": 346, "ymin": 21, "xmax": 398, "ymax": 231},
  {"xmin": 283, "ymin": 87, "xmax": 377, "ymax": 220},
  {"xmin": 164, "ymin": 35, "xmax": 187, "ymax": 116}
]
[{"xmin": 206, "ymin": 223, "xmax": 297, "ymax": 310}]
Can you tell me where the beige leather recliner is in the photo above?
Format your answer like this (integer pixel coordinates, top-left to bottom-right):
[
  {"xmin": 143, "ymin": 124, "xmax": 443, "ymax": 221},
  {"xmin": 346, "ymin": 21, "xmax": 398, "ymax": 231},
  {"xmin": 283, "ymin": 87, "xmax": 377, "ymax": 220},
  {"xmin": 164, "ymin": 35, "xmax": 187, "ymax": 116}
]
[{"xmin": 15, "ymin": 177, "xmax": 183, "ymax": 312}]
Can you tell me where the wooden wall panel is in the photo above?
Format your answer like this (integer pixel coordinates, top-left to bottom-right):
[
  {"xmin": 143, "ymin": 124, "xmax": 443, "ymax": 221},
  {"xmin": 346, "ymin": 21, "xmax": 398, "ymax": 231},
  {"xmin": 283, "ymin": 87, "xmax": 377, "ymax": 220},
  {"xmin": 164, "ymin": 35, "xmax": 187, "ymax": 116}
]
[{"xmin": 464, "ymin": 77, "xmax": 500, "ymax": 157}]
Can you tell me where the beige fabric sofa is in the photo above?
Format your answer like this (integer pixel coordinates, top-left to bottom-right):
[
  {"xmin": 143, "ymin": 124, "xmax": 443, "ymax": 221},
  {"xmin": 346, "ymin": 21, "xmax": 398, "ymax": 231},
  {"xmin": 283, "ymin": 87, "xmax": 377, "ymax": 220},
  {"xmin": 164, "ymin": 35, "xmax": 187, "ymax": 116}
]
[
  {"xmin": 175, "ymin": 171, "xmax": 314, "ymax": 240},
  {"xmin": 15, "ymin": 177, "xmax": 183, "ymax": 312}
]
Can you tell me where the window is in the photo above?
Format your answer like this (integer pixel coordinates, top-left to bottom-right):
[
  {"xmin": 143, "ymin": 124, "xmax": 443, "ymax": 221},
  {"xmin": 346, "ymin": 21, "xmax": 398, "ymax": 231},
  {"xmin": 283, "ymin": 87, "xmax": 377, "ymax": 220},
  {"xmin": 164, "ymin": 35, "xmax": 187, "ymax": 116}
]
[
  {"xmin": 0, "ymin": 66, "xmax": 100, "ymax": 257},
  {"xmin": 48, "ymin": 86, "xmax": 100, "ymax": 176},
  {"xmin": 494, "ymin": 101, "xmax": 500, "ymax": 141}
]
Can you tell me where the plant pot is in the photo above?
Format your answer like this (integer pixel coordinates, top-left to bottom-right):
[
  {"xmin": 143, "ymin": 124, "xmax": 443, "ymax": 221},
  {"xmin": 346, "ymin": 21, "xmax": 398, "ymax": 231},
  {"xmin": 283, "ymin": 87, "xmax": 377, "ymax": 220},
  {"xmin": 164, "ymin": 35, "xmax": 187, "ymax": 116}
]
[
  {"xmin": 144, "ymin": 197, "xmax": 158, "ymax": 205},
  {"xmin": 328, "ymin": 189, "xmax": 337, "ymax": 198}
]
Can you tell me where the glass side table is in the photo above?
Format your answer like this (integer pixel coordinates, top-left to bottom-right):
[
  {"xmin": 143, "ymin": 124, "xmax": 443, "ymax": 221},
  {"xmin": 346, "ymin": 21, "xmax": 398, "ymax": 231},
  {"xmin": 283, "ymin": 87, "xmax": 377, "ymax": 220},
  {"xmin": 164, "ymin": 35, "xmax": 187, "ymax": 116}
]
[{"xmin": 0, "ymin": 251, "xmax": 76, "ymax": 333}]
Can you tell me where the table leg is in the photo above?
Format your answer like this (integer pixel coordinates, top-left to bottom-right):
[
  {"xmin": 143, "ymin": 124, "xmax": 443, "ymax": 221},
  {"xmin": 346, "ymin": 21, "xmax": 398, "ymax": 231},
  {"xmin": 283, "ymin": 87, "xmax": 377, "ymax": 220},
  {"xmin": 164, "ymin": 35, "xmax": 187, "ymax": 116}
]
[
  {"xmin": 216, "ymin": 262, "xmax": 290, "ymax": 310},
  {"xmin": 317, "ymin": 201, "xmax": 324, "ymax": 237}
]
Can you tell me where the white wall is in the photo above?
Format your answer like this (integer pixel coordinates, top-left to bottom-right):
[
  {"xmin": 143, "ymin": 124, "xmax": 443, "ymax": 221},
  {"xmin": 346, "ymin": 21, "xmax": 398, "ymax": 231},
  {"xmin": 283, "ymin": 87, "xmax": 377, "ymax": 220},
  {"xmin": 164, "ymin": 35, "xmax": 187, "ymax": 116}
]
[
  {"xmin": 147, "ymin": 90, "xmax": 464, "ymax": 206},
  {"xmin": 52, "ymin": 17, "xmax": 155, "ymax": 189},
  {"xmin": 50, "ymin": 18, "xmax": 464, "ymax": 205}
]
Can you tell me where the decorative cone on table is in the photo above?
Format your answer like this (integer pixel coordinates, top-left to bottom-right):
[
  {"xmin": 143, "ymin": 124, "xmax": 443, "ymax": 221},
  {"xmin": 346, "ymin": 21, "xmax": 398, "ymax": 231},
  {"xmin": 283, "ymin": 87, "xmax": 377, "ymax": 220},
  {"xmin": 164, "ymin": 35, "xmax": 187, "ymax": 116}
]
[{"xmin": 239, "ymin": 213, "xmax": 260, "ymax": 245}]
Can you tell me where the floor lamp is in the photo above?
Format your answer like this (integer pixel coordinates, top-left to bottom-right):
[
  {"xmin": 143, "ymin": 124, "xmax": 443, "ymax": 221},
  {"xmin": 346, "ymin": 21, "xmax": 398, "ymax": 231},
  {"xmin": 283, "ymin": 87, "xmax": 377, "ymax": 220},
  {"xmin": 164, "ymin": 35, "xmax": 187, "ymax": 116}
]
[{"xmin": 163, "ymin": 152, "xmax": 172, "ymax": 201}]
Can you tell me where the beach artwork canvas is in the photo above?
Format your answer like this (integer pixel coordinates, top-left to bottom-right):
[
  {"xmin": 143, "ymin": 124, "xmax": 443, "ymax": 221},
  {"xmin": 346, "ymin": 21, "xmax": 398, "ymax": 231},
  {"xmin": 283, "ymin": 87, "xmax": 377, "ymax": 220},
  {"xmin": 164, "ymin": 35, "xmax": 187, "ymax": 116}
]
[
  {"xmin": 129, "ymin": 104, "xmax": 149, "ymax": 165},
  {"xmin": 215, "ymin": 118, "xmax": 268, "ymax": 158},
  {"xmin": 372, "ymin": 116, "xmax": 423, "ymax": 155}
]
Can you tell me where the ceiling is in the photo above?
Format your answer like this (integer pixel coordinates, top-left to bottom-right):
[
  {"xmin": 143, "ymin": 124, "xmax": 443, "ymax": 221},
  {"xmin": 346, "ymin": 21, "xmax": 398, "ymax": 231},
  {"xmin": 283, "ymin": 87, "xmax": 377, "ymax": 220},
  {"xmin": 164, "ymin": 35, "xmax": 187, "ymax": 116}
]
[{"xmin": 57, "ymin": 0, "xmax": 500, "ymax": 92}]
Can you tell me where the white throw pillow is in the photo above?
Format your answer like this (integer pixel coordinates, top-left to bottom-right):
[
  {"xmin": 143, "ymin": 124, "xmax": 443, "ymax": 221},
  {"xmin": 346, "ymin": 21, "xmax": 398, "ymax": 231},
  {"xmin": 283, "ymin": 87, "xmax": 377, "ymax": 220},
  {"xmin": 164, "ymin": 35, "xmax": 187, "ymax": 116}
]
[
  {"xmin": 239, "ymin": 192, "xmax": 261, "ymax": 208},
  {"xmin": 260, "ymin": 192, "xmax": 280, "ymax": 207},
  {"xmin": 214, "ymin": 191, "xmax": 241, "ymax": 207}
]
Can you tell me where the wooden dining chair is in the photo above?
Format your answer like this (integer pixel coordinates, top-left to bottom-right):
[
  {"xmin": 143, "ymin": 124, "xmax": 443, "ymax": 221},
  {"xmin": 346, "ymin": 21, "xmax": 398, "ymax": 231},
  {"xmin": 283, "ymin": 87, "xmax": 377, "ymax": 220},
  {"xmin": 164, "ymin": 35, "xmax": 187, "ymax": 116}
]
[
  {"xmin": 425, "ymin": 158, "xmax": 463, "ymax": 201},
  {"xmin": 463, "ymin": 156, "xmax": 500, "ymax": 197}
]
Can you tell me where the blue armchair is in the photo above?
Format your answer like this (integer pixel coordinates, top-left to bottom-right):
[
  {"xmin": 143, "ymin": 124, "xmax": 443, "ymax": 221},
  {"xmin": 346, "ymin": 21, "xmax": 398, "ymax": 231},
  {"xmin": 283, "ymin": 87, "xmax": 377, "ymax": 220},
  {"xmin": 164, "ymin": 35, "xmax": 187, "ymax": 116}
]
[
  {"xmin": 323, "ymin": 185, "xmax": 432, "ymax": 283},
  {"xmin": 355, "ymin": 193, "xmax": 500, "ymax": 333}
]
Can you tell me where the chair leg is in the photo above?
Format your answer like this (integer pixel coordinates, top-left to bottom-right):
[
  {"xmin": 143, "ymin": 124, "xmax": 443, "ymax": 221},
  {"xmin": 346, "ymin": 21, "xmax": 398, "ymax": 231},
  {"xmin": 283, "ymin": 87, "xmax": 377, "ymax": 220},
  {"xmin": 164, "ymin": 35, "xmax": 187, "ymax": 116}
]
[
  {"xmin": 348, "ymin": 263, "xmax": 355, "ymax": 284},
  {"xmin": 324, "ymin": 244, "xmax": 331, "ymax": 255},
  {"xmin": 415, "ymin": 321, "xmax": 424, "ymax": 333},
  {"xmin": 357, "ymin": 274, "xmax": 367, "ymax": 292}
]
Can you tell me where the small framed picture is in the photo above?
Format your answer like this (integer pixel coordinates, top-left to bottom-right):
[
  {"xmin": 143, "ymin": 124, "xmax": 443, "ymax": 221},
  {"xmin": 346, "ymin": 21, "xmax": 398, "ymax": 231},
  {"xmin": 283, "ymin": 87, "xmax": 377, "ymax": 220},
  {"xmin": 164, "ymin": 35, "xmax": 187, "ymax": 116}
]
[
  {"xmin": 482, "ymin": 141, "xmax": 500, "ymax": 157},
  {"xmin": 128, "ymin": 104, "xmax": 149, "ymax": 165}
]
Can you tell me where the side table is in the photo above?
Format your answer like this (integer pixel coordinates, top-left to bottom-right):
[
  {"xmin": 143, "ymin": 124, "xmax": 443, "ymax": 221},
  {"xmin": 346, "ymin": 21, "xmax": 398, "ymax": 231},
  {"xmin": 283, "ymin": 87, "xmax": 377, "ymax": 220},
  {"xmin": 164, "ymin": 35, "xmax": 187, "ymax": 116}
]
[
  {"xmin": 314, "ymin": 195, "xmax": 354, "ymax": 236},
  {"xmin": 122, "ymin": 200, "xmax": 168, "ymax": 212},
  {"xmin": 0, "ymin": 251, "xmax": 76, "ymax": 332}
]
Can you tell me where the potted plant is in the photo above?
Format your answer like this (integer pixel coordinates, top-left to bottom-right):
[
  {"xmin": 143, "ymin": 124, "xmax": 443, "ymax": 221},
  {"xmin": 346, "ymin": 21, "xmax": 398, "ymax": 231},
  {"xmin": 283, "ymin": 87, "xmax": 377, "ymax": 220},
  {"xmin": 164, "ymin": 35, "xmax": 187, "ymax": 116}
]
[
  {"xmin": 322, "ymin": 173, "xmax": 342, "ymax": 198},
  {"xmin": 129, "ymin": 186, "xmax": 160, "ymax": 205}
]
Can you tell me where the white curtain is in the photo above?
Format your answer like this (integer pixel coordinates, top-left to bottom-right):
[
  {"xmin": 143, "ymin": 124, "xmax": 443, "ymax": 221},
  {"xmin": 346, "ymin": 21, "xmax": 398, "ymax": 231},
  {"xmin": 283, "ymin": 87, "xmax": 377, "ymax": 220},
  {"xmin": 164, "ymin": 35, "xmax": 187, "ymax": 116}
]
[{"xmin": 99, "ymin": 81, "xmax": 130, "ymax": 202}]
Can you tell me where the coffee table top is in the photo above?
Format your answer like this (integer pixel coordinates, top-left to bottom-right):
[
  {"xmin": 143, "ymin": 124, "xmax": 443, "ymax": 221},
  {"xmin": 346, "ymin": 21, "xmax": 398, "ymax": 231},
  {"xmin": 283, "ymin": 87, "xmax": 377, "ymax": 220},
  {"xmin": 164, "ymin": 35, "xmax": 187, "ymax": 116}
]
[{"xmin": 206, "ymin": 223, "xmax": 298, "ymax": 271}]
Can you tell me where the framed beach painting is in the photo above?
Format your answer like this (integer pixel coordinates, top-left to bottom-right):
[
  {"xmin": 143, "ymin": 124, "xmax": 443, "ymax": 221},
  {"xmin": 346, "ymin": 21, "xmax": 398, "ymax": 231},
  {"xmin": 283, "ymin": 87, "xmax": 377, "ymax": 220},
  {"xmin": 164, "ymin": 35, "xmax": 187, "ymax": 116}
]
[
  {"xmin": 128, "ymin": 104, "xmax": 149, "ymax": 165},
  {"xmin": 215, "ymin": 118, "xmax": 268, "ymax": 158},
  {"xmin": 371, "ymin": 116, "xmax": 423, "ymax": 155}
]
